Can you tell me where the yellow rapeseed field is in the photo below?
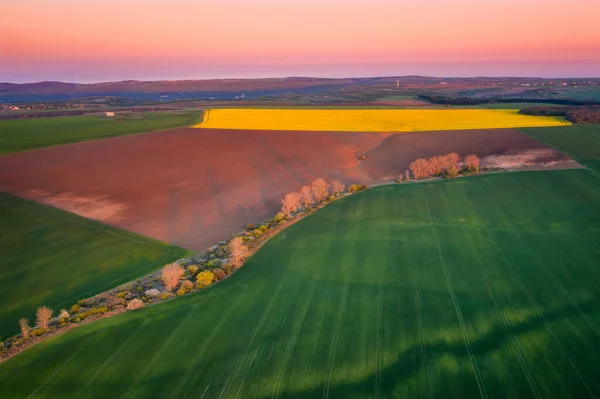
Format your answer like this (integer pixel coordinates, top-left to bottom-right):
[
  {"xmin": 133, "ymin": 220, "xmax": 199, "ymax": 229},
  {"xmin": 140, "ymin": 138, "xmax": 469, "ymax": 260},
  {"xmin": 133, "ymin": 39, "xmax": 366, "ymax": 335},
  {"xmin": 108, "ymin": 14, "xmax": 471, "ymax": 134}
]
[{"xmin": 193, "ymin": 109, "xmax": 571, "ymax": 132}]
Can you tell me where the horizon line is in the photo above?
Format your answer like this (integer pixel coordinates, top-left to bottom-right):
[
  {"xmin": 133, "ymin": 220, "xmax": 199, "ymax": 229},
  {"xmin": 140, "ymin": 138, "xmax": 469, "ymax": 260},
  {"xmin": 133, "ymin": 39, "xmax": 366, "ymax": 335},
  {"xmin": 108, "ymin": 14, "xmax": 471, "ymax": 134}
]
[{"xmin": 3, "ymin": 74, "xmax": 600, "ymax": 85}]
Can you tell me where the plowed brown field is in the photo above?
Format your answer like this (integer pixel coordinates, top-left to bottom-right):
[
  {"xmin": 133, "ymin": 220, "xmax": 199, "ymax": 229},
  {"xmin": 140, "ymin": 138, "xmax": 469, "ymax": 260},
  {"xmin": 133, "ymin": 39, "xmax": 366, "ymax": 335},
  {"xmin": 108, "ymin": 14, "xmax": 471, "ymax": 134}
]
[{"xmin": 0, "ymin": 128, "xmax": 575, "ymax": 250}]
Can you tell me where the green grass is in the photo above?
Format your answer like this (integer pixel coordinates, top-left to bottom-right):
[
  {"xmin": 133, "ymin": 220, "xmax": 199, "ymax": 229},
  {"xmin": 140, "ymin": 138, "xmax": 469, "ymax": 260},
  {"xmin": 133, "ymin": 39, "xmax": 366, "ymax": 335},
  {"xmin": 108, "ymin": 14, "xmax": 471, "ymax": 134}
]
[
  {"xmin": 2, "ymin": 169, "xmax": 600, "ymax": 398},
  {"xmin": 0, "ymin": 111, "xmax": 202, "ymax": 154},
  {"xmin": 522, "ymin": 125, "xmax": 600, "ymax": 173},
  {"xmin": 0, "ymin": 192, "xmax": 190, "ymax": 337}
]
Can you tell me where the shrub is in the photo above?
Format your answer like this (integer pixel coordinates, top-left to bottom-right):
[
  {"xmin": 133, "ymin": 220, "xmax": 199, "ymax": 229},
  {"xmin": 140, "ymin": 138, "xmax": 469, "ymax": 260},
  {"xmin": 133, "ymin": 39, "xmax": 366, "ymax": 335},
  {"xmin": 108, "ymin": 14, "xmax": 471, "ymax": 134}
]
[
  {"xmin": 160, "ymin": 293, "xmax": 169, "ymax": 300},
  {"xmin": 221, "ymin": 263, "xmax": 233, "ymax": 275},
  {"xmin": 107, "ymin": 296, "xmax": 125, "ymax": 308},
  {"xmin": 19, "ymin": 318, "xmax": 30, "ymax": 340},
  {"xmin": 405, "ymin": 170, "xmax": 411, "ymax": 181},
  {"xmin": 176, "ymin": 288, "xmax": 186, "ymax": 297},
  {"xmin": 126, "ymin": 298, "xmax": 145, "ymax": 311},
  {"xmin": 397, "ymin": 174, "xmax": 403, "ymax": 183},
  {"xmin": 213, "ymin": 268, "xmax": 226, "ymax": 280},
  {"xmin": 36, "ymin": 306, "xmax": 53, "ymax": 331},
  {"xmin": 31, "ymin": 328, "xmax": 45, "ymax": 337},
  {"xmin": 187, "ymin": 265, "xmax": 199, "ymax": 275},
  {"xmin": 116, "ymin": 292, "xmax": 126, "ymax": 299},
  {"xmin": 273, "ymin": 212, "xmax": 286, "ymax": 223},
  {"xmin": 245, "ymin": 224, "xmax": 255, "ymax": 230},
  {"xmin": 259, "ymin": 225, "xmax": 267, "ymax": 232},
  {"xmin": 161, "ymin": 263, "xmax": 185, "ymax": 292},
  {"xmin": 181, "ymin": 280, "xmax": 194, "ymax": 293},
  {"xmin": 196, "ymin": 270, "xmax": 215, "ymax": 288},
  {"xmin": 71, "ymin": 304, "xmax": 80, "ymax": 313},
  {"xmin": 207, "ymin": 260, "xmax": 214, "ymax": 268},
  {"xmin": 348, "ymin": 184, "xmax": 367, "ymax": 193},
  {"xmin": 252, "ymin": 229, "xmax": 262, "ymax": 238},
  {"xmin": 446, "ymin": 165, "xmax": 460, "ymax": 178},
  {"xmin": 59, "ymin": 309, "xmax": 69, "ymax": 319}
]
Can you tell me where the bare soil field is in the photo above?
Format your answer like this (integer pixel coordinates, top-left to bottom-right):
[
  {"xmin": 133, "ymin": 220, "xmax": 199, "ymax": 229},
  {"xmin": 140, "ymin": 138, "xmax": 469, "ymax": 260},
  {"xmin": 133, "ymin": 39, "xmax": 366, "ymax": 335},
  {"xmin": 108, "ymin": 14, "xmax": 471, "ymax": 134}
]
[{"xmin": 0, "ymin": 127, "xmax": 577, "ymax": 250}]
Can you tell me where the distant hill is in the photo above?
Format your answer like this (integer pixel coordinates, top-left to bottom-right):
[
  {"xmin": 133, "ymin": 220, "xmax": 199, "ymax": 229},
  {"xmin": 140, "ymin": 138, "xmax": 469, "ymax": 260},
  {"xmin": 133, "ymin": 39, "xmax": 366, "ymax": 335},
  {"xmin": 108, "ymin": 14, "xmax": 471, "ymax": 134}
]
[
  {"xmin": 2, "ymin": 76, "xmax": 598, "ymax": 103},
  {"xmin": 0, "ymin": 77, "xmax": 395, "ymax": 102}
]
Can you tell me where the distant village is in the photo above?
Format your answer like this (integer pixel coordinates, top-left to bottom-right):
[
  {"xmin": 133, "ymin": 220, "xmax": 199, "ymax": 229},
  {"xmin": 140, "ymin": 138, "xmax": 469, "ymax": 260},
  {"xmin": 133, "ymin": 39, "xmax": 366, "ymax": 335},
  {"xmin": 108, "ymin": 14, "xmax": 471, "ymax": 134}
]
[{"xmin": 1, "ymin": 102, "xmax": 86, "ymax": 112}]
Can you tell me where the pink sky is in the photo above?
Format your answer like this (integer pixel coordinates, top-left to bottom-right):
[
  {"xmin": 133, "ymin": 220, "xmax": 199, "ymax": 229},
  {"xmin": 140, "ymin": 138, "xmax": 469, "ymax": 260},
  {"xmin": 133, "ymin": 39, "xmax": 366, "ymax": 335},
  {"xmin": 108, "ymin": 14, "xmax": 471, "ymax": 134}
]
[{"xmin": 1, "ymin": 0, "xmax": 599, "ymax": 82}]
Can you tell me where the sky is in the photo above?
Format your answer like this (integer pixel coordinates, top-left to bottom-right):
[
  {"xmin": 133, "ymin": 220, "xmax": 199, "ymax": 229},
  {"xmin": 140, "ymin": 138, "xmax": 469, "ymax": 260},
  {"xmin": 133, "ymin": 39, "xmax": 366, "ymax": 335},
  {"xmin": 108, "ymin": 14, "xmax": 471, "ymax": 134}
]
[{"xmin": 1, "ymin": 0, "xmax": 599, "ymax": 83}]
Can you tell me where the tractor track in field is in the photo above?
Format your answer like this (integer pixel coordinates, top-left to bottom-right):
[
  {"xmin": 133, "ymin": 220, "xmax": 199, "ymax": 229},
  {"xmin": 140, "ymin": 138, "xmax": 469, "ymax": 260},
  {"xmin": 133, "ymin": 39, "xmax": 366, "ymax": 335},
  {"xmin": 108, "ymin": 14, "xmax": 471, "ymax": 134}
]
[
  {"xmin": 424, "ymin": 198, "xmax": 487, "ymax": 399},
  {"xmin": 466, "ymin": 183, "xmax": 597, "ymax": 398},
  {"xmin": 442, "ymin": 186, "xmax": 542, "ymax": 399}
]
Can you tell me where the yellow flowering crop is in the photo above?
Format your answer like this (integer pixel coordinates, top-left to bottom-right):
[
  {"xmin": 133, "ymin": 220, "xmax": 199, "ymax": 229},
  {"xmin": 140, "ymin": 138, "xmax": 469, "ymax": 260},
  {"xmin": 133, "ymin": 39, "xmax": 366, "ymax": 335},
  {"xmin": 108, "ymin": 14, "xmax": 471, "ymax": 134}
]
[{"xmin": 194, "ymin": 109, "xmax": 570, "ymax": 132}]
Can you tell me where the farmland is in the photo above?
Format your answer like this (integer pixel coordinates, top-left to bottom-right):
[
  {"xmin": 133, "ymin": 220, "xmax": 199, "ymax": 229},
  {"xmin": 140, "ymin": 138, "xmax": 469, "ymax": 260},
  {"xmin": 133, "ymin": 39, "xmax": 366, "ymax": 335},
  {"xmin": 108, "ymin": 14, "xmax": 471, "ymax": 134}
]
[
  {"xmin": 2, "ymin": 170, "xmax": 600, "ymax": 398},
  {"xmin": 195, "ymin": 109, "xmax": 570, "ymax": 132},
  {"xmin": 0, "ymin": 111, "xmax": 201, "ymax": 154},
  {"xmin": 522, "ymin": 125, "xmax": 600, "ymax": 173},
  {"xmin": 0, "ymin": 192, "xmax": 189, "ymax": 337},
  {"xmin": 0, "ymin": 127, "xmax": 572, "ymax": 250}
]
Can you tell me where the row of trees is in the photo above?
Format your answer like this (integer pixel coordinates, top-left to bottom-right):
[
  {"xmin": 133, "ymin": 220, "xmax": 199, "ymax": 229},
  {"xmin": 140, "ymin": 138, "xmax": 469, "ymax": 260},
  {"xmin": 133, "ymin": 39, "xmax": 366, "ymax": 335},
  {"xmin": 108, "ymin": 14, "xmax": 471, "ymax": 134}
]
[
  {"xmin": 281, "ymin": 178, "xmax": 346, "ymax": 217},
  {"xmin": 405, "ymin": 153, "xmax": 480, "ymax": 181}
]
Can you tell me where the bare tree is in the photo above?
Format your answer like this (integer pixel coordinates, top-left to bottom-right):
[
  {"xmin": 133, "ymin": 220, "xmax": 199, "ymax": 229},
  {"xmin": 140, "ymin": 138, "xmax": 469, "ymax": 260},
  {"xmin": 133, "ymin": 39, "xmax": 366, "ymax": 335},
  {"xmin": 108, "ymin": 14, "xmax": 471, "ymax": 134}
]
[
  {"xmin": 465, "ymin": 154, "xmax": 481, "ymax": 172},
  {"xmin": 161, "ymin": 263, "xmax": 185, "ymax": 292},
  {"xmin": 36, "ymin": 306, "xmax": 53, "ymax": 331},
  {"xmin": 230, "ymin": 236, "xmax": 249, "ymax": 268},
  {"xmin": 299, "ymin": 185, "xmax": 313, "ymax": 208},
  {"xmin": 281, "ymin": 192, "xmax": 301, "ymax": 216},
  {"xmin": 19, "ymin": 318, "xmax": 30, "ymax": 339},
  {"xmin": 409, "ymin": 158, "xmax": 432, "ymax": 179},
  {"xmin": 311, "ymin": 178, "xmax": 330, "ymax": 201},
  {"xmin": 331, "ymin": 180, "xmax": 345, "ymax": 194}
]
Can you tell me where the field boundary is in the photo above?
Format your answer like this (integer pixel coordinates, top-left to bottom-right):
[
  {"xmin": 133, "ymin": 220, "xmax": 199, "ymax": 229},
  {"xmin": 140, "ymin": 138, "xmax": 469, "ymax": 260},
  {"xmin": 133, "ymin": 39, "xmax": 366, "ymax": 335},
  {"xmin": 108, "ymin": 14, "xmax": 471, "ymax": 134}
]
[{"xmin": 0, "ymin": 110, "xmax": 203, "ymax": 156}]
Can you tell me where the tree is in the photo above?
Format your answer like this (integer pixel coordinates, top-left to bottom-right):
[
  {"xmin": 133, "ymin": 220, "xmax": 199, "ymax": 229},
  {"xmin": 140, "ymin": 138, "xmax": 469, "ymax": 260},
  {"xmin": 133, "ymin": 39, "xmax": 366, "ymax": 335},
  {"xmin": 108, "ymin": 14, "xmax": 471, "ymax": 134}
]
[
  {"xmin": 281, "ymin": 192, "xmax": 301, "ymax": 216},
  {"xmin": 19, "ymin": 318, "xmax": 30, "ymax": 340},
  {"xmin": 409, "ymin": 158, "xmax": 432, "ymax": 179},
  {"xmin": 161, "ymin": 263, "xmax": 185, "ymax": 292},
  {"xmin": 443, "ymin": 152, "xmax": 461, "ymax": 171},
  {"xmin": 36, "ymin": 306, "xmax": 52, "ymax": 331},
  {"xmin": 299, "ymin": 185, "xmax": 313, "ymax": 208},
  {"xmin": 196, "ymin": 270, "xmax": 215, "ymax": 288},
  {"xmin": 230, "ymin": 236, "xmax": 249, "ymax": 268},
  {"xmin": 311, "ymin": 178, "xmax": 330, "ymax": 202},
  {"xmin": 429, "ymin": 155, "xmax": 445, "ymax": 176},
  {"xmin": 331, "ymin": 180, "xmax": 345, "ymax": 194},
  {"xmin": 465, "ymin": 154, "xmax": 481, "ymax": 172}
]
